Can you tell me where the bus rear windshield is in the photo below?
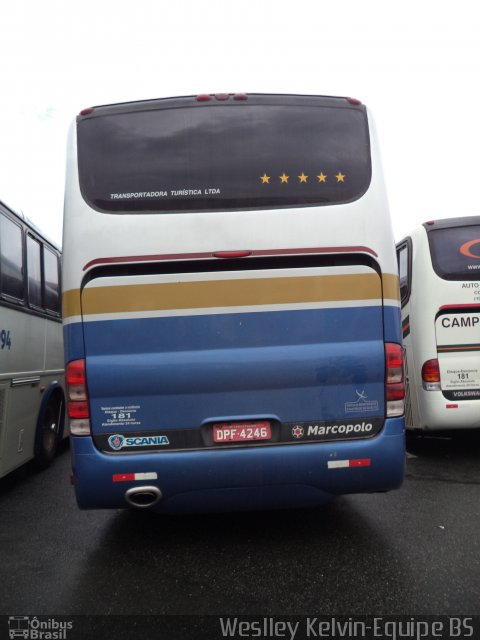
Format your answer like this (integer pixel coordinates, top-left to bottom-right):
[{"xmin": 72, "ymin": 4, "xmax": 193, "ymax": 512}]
[
  {"xmin": 77, "ymin": 98, "xmax": 372, "ymax": 214},
  {"xmin": 428, "ymin": 224, "xmax": 480, "ymax": 280}
]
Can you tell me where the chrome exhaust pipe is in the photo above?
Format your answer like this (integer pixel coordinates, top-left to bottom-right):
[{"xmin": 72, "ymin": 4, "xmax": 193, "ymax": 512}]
[{"xmin": 125, "ymin": 485, "xmax": 162, "ymax": 509}]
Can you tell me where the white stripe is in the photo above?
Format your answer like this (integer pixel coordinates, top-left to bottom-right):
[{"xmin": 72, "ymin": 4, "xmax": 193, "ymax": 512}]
[
  {"xmin": 328, "ymin": 460, "xmax": 350, "ymax": 469},
  {"xmin": 384, "ymin": 298, "xmax": 401, "ymax": 308},
  {"xmin": 72, "ymin": 299, "xmax": 383, "ymax": 324},
  {"xmin": 134, "ymin": 472, "xmax": 158, "ymax": 481}
]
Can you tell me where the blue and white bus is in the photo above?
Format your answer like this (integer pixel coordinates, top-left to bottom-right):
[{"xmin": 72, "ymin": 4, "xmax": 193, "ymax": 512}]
[{"xmin": 62, "ymin": 93, "xmax": 405, "ymax": 512}]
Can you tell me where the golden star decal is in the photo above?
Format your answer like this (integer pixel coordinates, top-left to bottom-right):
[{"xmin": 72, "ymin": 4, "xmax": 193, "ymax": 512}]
[
  {"xmin": 279, "ymin": 173, "xmax": 289, "ymax": 184},
  {"xmin": 335, "ymin": 172, "xmax": 346, "ymax": 183},
  {"xmin": 298, "ymin": 172, "xmax": 308, "ymax": 183},
  {"xmin": 260, "ymin": 173, "xmax": 270, "ymax": 184},
  {"xmin": 317, "ymin": 173, "xmax": 327, "ymax": 183}
]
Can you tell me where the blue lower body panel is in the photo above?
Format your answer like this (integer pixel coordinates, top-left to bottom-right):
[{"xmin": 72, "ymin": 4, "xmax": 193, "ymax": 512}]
[{"xmin": 70, "ymin": 417, "xmax": 405, "ymax": 513}]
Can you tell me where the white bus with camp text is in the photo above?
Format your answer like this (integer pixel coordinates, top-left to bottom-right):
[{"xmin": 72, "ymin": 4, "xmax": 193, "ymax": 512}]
[{"xmin": 397, "ymin": 216, "xmax": 480, "ymax": 432}]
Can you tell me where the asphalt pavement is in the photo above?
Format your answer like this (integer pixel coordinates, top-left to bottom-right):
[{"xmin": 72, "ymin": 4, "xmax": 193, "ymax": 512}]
[{"xmin": 1, "ymin": 433, "xmax": 479, "ymax": 618}]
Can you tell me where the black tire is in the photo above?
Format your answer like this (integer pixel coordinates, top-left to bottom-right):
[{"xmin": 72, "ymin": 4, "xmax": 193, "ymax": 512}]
[{"xmin": 33, "ymin": 398, "xmax": 62, "ymax": 470}]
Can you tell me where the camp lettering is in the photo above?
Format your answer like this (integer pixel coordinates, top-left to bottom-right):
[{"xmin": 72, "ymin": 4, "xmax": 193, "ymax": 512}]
[{"xmin": 441, "ymin": 316, "xmax": 480, "ymax": 328}]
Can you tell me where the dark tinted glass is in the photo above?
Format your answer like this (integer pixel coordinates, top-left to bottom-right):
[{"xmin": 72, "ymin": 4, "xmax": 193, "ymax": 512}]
[
  {"xmin": 27, "ymin": 235, "xmax": 42, "ymax": 307},
  {"xmin": 44, "ymin": 247, "xmax": 60, "ymax": 313},
  {"xmin": 78, "ymin": 100, "xmax": 371, "ymax": 213},
  {"xmin": 0, "ymin": 214, "xmax": 24, "ymax": 299},
  {"xmin": 428, "ymin": 225, "xmax": 480, "ymax": 280},
  {"xmin": 397, "ymin": 243, "xmax": 410, "ymax": 302}
]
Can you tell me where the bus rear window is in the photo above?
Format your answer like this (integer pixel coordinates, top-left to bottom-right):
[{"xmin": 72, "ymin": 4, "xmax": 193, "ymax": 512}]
[
  {"xmin": 428, "ymin": 224, "xmax": 480, "ymax": 280},
  {"xmin": 77, "ymin": 97, "xmax": 371, "ymax": 214}
]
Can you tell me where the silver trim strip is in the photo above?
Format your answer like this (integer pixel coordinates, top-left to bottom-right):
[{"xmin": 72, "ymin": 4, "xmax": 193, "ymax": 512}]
[{"xmin": 11, "ymin": 376, "xmax": 41, "ymax": 387}]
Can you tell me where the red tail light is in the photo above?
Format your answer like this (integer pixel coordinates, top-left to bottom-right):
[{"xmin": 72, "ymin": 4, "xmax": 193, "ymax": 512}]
[
  {"xmin": 66, "ymin": 359, "xmax": 86, "ymax": 391},
  {"xmin": 385, "ymin": 343, "xmax": 405, "ymax": 417},
  {"xmin": 386, "ymin": 343, "xmax": 403, "ymax": 383},
  {"xmin": 422, "ymin": 359, "xmax": 441, "ymax": 391},
  {"xmin": 68, "ymin": 401, "xmax": 90, "ymax": 419},
  {"xmin": 422, "ymin": 359, "xmax": 440, "ymax": 382},
  {"xmin": 386, "ymin": 383, "xmax": 405, "ymax": 401},
  {"xmin": 66, "ymin": 359, "xmax": 91, "ymax": 434}
]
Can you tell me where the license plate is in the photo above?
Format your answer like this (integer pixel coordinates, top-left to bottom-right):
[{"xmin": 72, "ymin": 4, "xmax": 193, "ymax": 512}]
[{"xmin": 213, "ymin": 421, "xmax": 272, "ymax": 443}]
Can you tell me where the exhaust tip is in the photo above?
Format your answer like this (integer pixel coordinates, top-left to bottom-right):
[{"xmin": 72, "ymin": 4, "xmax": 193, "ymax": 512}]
[{"xmin": 125, "ymin": 485, "xmax": 162, "ymax": 509}]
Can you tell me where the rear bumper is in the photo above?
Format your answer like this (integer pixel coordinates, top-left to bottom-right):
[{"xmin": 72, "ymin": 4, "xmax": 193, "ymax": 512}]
[
  {"xmin": 415, "ymin": 393, "xmax": 480, "ymax": 431},
  {"xmin": 70, "ymin": 417, "xmax": 405, "ymax": 513}
]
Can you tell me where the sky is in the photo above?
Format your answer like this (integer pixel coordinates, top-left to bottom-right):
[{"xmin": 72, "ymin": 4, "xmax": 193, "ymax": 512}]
[{"xmin": 1, "ymin": 0, "xmax": 479, "ymax": 247}]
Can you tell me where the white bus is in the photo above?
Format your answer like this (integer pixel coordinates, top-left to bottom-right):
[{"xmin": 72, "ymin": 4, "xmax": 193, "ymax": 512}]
[
  {"xmin": 397, "ymin": 216, "xmax": 480, "ymax": 432},
  {"xmin": 0, "ymin": 199, "xmax": 65, "ymax": 478},
  {"xmin": 63, "ymin": 93, "xmax": 405, "ymax": 513}
]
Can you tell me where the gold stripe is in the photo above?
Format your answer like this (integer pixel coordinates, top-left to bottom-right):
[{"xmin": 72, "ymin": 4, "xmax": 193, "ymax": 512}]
[
  {"xmin": 382, "ymin": 273, "xmax": 400, "ymax": 301},
  {"xmin": 63, "ymin": 273, "xmax": 387, "ymax": 318},
  {"xmin": 62, "ymin": 289, "xmax": 81, "ymax": 318}
]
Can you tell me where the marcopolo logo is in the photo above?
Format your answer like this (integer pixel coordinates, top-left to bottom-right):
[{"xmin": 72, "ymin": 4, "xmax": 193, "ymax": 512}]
[
  {"xmin": 307, "ymin": 421, "xmax": 373, "ymax": 437},
  {"xmin": 8, "ymin": 616, "xmax": 73, "ymax": 639},
  {"xmin": 108, "ymin": 434, "xmax": 170, "ymax": 450},
  {"xmin": 291, "ymin": 425, "xmax": 304, "ymax": 439},
  {"xmin": 287, "ymin": 420, "xmax": 379, "ymax": 442}
]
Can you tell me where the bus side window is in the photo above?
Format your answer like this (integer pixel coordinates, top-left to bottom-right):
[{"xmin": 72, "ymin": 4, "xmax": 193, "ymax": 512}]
[
  {"xmin": 397, "ymin": 241, "xmax": 410, "ymax": 305},
  {"xmin": 43, "ymin": 247, "xmax": 60, "ymax": 314},
  {"xmin": 27, "ymin": 235, "xmax": 43, "ymax": 309},
  {"xmin": 0, "ymin": 213, "xmax": 25, "ymax": 301}
]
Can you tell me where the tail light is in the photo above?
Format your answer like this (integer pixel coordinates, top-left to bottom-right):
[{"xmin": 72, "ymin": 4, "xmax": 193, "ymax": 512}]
[
  {"xmin": 385, "ymin": 343, "xmax": 405, "ymax": 417},
  {"xmin": 66, "ymin": 359, "xmax": 91, "ymax": 435},
  {"xmin": 422, "ymin": 359, "xmax": 441, "ymax": 391}
]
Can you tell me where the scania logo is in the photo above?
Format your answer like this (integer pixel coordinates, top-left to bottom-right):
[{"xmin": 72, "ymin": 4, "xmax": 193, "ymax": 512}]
[
  {"xmin": 108, "ymin": 434, "xmax": 125, "ymax": 450},
  {"xmin": 108, "ymin": 434, "xmax": 170, "ymax": 450}
]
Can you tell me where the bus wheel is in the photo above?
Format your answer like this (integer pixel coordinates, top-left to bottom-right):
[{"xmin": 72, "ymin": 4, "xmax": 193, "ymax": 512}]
[{"xmin": 34, "ymin": 399, "xmax": 61, "ymax": 470}]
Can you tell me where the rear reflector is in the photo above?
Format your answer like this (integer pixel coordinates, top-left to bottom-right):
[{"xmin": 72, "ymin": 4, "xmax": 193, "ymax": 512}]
[
  {"xmin": 328, "ymin": 458, "xmax": 371, "ymax": 469},
  {"xmin": 113, "ymin": 472, "xmax": 158, "ymax": 483}
]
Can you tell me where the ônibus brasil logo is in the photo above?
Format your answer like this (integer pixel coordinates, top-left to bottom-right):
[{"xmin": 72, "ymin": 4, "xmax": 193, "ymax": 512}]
[
  {"xmin": 108, "ymin": 434, "xmax": 170, "ymax": 450},
  {"xmin": 8, "ymin": 616, "xmax": 73, "ymax": 639}
]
